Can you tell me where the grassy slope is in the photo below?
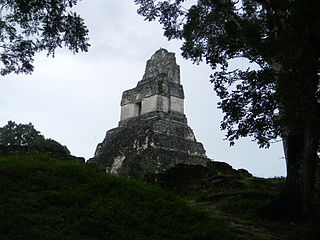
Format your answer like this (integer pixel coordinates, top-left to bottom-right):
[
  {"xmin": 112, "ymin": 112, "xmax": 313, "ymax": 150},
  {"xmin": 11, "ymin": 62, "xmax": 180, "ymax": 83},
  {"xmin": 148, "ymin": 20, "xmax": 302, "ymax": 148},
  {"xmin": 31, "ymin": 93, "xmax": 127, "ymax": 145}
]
[
  {"xmin": 0, "ymin": 154, "xmax": 233, "ymax": 240},
  {"xmin": 153, "ymin": 165, "xmax": 320, "ymax": 240}
]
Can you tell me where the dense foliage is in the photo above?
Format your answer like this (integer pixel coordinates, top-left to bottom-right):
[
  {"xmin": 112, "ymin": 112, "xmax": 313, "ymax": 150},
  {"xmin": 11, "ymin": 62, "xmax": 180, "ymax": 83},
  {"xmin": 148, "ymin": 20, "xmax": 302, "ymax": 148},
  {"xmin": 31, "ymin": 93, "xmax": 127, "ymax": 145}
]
[
  {"xmin": 0, "ymin": 154, "xmax": 233, "ymax": 240},
  {"xmin": 135, "ymin": 0, "xmax": 319, "ymax": 147},
  {"xmin": 0, "ymin": 121, "xmax": 70, "ymax": 155},
  {"xmin": 0, "ymin": 0, "xmax": 89, "ymax": 75}
]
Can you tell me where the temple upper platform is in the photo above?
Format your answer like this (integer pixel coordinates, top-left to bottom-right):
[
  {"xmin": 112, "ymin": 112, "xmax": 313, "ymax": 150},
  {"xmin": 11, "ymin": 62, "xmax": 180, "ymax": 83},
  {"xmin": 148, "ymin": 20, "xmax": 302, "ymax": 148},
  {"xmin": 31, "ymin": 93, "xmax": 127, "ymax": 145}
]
[{"xmin": 120, "ymin": 49, "xmax": 185, "ymax": 124}]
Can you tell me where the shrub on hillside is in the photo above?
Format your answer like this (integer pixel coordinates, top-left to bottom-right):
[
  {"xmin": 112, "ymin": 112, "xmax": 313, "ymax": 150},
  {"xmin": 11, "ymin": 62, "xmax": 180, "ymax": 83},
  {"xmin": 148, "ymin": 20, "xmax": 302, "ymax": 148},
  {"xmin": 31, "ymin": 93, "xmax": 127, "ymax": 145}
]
[{"xmin": 0, "ymin": 121, "xmax": 70, "ymax": 156}]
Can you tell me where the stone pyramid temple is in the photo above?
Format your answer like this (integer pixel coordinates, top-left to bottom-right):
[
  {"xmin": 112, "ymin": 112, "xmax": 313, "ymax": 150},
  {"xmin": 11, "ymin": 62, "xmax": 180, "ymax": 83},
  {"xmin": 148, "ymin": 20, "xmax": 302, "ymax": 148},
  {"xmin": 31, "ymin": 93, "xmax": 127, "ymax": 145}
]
[{"xmin": 89, "ymin": 49, "xmax": 209, "ymax": 179}]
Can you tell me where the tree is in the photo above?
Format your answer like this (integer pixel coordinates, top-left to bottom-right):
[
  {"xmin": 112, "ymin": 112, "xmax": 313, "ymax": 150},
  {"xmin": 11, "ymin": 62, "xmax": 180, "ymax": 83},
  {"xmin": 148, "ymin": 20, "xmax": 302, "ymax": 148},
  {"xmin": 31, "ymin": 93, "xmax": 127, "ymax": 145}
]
[
  {"xmin": 134, "ymin": 0, "xmax": 320, "ymax": 220},
  {"xmin": 0, "ymin": 120, "xmax": 70, "ymax": 155},
  {"xmin": 32, "ymin": 137, "xmax": 70, "ymax": 155},
  {"xmin": 0, "ymin": 0, "xmax": 89, "ymax": 75},
  {"xmin": 0, "ymin": 120, "xmax": 40, "ymax": 146}
]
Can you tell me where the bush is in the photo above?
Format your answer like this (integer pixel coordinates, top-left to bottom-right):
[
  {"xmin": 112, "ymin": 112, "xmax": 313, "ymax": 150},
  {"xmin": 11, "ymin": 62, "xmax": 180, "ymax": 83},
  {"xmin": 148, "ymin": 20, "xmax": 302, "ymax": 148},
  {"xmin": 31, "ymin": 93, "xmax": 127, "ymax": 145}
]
[{"xmin": 0, "ymin": 121, "xmax": 70, "ymax": 156}]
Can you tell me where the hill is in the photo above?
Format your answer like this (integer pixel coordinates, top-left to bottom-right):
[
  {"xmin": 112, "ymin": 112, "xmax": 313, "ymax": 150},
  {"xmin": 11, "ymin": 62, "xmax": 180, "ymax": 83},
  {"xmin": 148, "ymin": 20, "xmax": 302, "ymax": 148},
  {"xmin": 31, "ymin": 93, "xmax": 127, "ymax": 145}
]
[
  {"xmin": 146, "ymin": 163, "xmax": 320, "ymax": 240},
  {"xmin": 1, "ymin": 154, "xmax": 319, "ymax": 240},
  {"xmin": 0, "ymin": 154, "xmax": 232, "ymax": 240}
]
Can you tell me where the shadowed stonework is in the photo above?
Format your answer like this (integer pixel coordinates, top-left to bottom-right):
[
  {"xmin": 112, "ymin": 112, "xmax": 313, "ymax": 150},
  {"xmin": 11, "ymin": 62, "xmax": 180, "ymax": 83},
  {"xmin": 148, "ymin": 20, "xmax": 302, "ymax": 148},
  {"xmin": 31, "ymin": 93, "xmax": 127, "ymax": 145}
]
[{"xmin": 89, "ymin": 49, "xmax": 210, "ymax": 179}]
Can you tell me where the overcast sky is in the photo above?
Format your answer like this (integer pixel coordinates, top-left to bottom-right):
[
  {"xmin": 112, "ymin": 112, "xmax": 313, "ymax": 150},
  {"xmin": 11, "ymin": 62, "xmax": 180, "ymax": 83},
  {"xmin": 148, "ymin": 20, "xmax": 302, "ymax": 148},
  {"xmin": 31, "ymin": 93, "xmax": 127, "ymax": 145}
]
[{"xmin": 0, "ymin": 1, "xmax": 285, "ymax": 177}]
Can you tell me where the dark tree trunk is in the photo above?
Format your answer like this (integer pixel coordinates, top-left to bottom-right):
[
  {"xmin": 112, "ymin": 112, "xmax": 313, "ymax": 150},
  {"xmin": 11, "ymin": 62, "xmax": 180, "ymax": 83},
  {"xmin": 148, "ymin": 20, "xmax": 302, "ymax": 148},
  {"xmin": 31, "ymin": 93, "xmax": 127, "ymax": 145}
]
[
  {"xmin": 280, "ymin": 127, "xmax": 319, "ymax": 220},
  {"xmin": 259, "ymin": 127, "xmax": 319, "ymax": 221}
]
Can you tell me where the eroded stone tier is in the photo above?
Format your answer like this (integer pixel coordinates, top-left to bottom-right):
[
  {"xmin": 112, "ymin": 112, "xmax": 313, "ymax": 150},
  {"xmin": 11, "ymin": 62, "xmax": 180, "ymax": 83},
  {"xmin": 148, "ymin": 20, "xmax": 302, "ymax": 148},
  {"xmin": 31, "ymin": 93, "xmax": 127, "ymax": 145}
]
[
  {"xmin": 89, "ymin": 49, "xmax": 210, "ymax": 180},
  {"xmin": 91, "ymin": 113, "xmax": 208, "ymax": 179},
  {"xmin": 120, "ymin": 49, "xmax": 184, "ymax": 124}
]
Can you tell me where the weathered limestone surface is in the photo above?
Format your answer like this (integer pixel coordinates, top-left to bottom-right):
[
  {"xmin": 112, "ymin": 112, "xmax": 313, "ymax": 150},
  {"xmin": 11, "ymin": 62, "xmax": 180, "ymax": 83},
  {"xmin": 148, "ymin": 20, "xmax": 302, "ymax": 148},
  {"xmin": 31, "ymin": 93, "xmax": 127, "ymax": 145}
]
[
  {"xmin": 89, "ymin": 49, "xmax": 209, "ymax": 179},
  {"xmin": 120, "ymin": 49, "xmax": 184, "ymax": 123}
]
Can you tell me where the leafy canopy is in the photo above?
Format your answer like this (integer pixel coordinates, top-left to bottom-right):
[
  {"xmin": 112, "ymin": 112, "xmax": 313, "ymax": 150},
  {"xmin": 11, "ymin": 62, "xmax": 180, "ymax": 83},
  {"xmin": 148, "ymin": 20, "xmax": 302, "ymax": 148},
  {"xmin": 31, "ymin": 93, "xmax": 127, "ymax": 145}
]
[
  {"xmin": 135, "ymin": 0, "xmax": 320, "ymax": 147},
  {"xmin": 0, "ymin": 120, "xmax": 70, "ymax": 155},
  {"xmin": 0, "ymin": 0, "xmax": 89, "ymax": 75}
]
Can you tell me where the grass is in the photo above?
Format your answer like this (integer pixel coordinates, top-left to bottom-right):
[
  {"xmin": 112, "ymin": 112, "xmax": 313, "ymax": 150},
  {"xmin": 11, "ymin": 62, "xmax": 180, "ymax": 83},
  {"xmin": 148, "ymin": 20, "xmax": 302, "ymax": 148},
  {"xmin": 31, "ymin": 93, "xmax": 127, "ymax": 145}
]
[
  {"xmin": 159, "ymin": 171, "xmax": 284, "ymax": 219},
  {"xmin": 210, "ymin": 177, "xmax": 285, "ymax": 218},
  {"xmin": 154, "ymin": 166, "xmax": 320, "ymax": 240},
  {"xmin": 0, "ymin": 154, "xmax": 234, "ymax": 240}
]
